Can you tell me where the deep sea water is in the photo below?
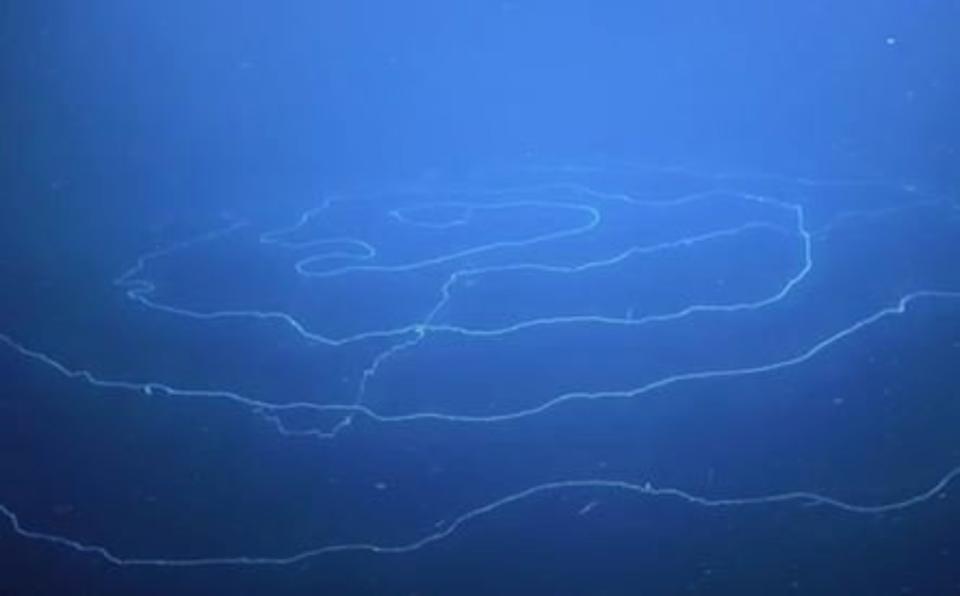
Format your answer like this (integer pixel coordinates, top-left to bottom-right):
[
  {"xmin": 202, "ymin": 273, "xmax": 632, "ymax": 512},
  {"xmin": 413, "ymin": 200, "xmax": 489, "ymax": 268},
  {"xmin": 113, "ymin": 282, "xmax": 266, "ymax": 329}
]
[{"xmin": 3, "ymin": 2, "xmax": 960, "ymax": 594}]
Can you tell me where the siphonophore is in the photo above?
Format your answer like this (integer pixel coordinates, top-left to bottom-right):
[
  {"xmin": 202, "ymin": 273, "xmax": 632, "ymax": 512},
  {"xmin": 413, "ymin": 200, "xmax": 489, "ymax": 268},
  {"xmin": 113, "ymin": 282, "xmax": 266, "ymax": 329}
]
[{"xmin": 1, "ymin": 164, "xmax": 959, "ymax": 571}]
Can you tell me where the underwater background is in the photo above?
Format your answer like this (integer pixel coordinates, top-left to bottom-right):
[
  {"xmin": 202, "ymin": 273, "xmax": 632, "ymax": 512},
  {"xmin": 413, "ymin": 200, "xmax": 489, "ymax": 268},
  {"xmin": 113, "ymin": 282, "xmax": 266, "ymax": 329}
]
[{"xmin": 2, "ymin": 1, "xmax": 960, "ymax": 594}]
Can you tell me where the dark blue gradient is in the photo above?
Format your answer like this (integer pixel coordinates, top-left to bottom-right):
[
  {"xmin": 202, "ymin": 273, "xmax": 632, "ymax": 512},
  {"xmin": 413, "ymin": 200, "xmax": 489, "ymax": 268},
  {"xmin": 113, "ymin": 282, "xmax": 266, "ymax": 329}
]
[{"xmin": 2, "ymin": 2, "xmax": 959, "ymax": 595}]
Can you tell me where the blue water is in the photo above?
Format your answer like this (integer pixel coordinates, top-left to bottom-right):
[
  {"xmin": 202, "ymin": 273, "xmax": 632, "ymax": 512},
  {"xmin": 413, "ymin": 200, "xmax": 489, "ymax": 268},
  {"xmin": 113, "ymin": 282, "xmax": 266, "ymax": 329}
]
[{"xmin": 2, "ymin": 2, "xmax": 960, "ymax": 595}]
